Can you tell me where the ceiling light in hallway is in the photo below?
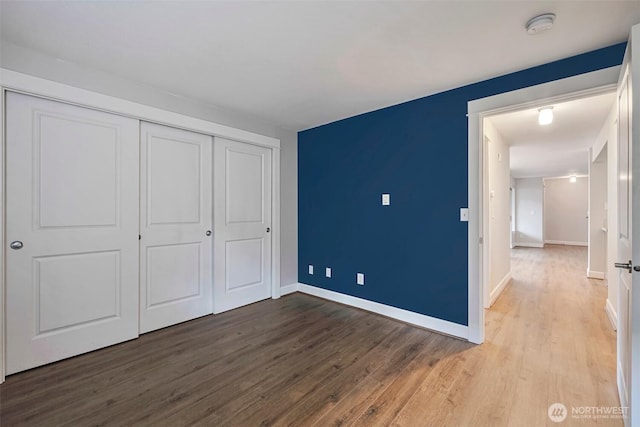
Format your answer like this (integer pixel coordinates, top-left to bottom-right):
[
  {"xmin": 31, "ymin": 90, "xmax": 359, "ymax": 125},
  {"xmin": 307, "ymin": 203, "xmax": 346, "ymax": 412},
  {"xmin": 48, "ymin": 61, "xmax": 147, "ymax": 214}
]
[{"xmin": 538, "ymin": 107, "xmax": 554, "ymax": 125}]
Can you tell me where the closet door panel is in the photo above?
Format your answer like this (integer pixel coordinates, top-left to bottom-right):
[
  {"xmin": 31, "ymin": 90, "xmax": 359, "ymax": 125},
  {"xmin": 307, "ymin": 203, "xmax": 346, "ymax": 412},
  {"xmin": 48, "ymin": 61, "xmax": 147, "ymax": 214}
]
[{"xmin": 5, "ymin": 92, "xmax": 140, "ymax": 374}]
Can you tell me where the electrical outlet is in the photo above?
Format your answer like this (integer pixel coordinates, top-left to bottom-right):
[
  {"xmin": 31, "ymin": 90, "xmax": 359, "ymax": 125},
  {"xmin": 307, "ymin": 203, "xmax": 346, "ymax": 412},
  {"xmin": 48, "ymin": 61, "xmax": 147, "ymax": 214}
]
[
  {"xmin": 308, "ymin": 265, "xmax": 314, "ymax": 275},
  {"xmin": 325, "ymin": 267, "xmax": 332, "ymax": 278},
  {"xmin": 357, "ymin": 273, "xmax": 365, "ymax": 285},
  {"xmin": 460, "ymin": 208, "xmax": 469, "ymax": 222}
]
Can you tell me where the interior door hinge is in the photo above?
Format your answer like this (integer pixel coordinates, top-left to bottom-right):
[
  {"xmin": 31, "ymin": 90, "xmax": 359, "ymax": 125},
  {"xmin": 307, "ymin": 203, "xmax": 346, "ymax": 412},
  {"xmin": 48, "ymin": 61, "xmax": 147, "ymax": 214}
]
[{"xmin": 479, "ymin": 237, "xmax": 483, "ymax": 244}]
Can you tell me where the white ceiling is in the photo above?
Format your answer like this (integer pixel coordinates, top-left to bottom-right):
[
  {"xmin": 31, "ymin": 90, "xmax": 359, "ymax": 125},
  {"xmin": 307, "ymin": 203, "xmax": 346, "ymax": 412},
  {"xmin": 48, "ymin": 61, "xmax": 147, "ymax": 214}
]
[
  {"xmin": 487, "ymin": 92, "xmax": 616, "ymax": 178},
  {"xmin": 1, "ymin": 1, "xmax": 639, "ymax": 131}
]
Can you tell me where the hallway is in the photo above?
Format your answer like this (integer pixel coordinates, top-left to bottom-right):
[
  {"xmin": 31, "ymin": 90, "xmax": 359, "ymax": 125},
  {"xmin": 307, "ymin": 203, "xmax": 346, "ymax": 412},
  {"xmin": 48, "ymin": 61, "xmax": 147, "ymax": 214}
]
[{"xmin": 478, "ymin": 244, "xmax": 620, "ymax": 425}]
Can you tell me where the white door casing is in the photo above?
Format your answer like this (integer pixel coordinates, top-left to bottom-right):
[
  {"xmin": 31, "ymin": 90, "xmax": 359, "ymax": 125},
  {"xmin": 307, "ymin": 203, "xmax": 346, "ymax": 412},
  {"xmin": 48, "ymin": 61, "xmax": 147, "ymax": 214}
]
[
  {"xmin": 617, "ymin": 57, "xmax": 632, "ymax": 424},
  {"xmin": 5, "ymin": 92, "xmax": 140, "ymax": 374},
  {"xmin": 213, "ymin": 137, "xmax": 272, "ymax": 313},
  {"xmin": 616, "ymin": 24, "xmax": 640, "ymax": 426},
  {"xmin": 468, "ymin": 67, "xmax": 621, "ymax": 344},
  {"xmin": 139, "ymin": 122, "xmax": 213, "ymax": 334}
]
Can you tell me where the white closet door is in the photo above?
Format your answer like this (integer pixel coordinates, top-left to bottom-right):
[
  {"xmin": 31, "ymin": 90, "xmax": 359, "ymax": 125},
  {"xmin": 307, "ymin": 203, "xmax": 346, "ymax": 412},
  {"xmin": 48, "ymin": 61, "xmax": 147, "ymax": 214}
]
[
  {"xmin": 5, "ymin": 92, "xmax": 140, "ymax": 374},
  {"xmin": 139, "ymin": 122, "xmax": 213, "ymax": 333},
  {"xmin": 213, "ymin": 137, "xmax": 272, "ymax": 313}
]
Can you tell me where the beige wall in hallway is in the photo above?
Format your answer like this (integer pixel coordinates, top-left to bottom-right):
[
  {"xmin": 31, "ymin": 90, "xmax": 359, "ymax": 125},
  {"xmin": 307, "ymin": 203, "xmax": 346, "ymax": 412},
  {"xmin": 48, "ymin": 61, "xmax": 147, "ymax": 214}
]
[{"xmin": 544, "ymin": 176, "xmax": 588, "ymax": 245}]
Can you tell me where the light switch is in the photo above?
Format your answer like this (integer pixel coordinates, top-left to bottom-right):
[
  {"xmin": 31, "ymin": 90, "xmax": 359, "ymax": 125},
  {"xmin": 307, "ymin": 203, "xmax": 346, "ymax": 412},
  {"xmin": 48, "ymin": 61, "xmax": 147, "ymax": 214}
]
[
  {"xmin": 460, "ymin": 208, "xmax": 469, "ymax": 222},
  {"xmin": 382, "ymin": 194, "xmax": 390, "ymax": 205},
  {"xmin": 325, "ymin": 267, "xmax": 332, "ymax": 278},
  {"xmin": 357, "ymin": 273, "xmax": 365, "ymax": 285},
  {"xmin": 308, "ymin": 265, "xmax": 314, "ymax": 275}
]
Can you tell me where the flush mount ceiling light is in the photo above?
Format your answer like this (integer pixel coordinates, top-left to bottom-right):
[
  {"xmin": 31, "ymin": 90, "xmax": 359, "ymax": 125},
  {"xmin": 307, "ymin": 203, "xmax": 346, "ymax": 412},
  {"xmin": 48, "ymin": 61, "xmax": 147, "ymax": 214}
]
[
  {"xmin": 538, "ymin": 107, "xmax": 554, "ymax": 125},
  {"xmin": 526, "ymin": 13, "xmax": 556, "ymax": 35},
  {"xmin": 570, "ymin": 175, "xmax": 577, "ymax": 183}
]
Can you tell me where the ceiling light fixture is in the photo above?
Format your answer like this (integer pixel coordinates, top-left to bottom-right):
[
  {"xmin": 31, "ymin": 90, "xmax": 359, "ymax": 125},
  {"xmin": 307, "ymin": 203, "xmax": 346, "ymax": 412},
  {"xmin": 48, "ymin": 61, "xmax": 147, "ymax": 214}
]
[
  {"xmin": 538, "ymin": 107, "xmax": 554, "ymax": 125},
  {"xmin": 526, "ymin": 13, "xmax": 556, "ymax": 35},
  {"xmin": 569, "ymin": 175, "xmax": 577, "ymax": 183}
]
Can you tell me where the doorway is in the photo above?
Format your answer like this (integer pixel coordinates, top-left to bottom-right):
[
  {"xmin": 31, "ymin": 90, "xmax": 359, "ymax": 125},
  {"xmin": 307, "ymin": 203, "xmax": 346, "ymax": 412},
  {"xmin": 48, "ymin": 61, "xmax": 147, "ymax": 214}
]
[{"xmin": 467, "ymin": 65, "xmax": 620, "ymax": 342}]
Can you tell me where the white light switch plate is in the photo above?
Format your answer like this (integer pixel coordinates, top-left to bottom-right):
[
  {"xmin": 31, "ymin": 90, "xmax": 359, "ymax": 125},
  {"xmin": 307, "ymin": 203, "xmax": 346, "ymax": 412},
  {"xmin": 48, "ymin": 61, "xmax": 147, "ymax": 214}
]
[
  {"xmin": 325, "ymin": 267, "xmax": 332, "ymax": 278},
  {"xmin": 308, "ymin": 265, "xmax": 314, "ymax": 275},
  {"xmin": 460, "ymin": 208, "xmax": 469, "ymax": 222},
  {"xmin": 357, "ymin": 273, "xmax": 365, "ymax": 285},
  {"xmin": 382, "ymin": 194, "xmax": 390, "ymax": 205}
]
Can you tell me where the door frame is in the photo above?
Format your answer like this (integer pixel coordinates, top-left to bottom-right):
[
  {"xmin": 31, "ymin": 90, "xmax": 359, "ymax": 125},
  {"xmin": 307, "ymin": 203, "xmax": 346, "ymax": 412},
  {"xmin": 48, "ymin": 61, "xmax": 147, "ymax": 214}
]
[
  {"xmin": 0, "ymin": 68, "xmax": 282, "ymax": 384},
  {"xmin": 467, "ymin": 65, "xmax": 620, "ymax": 344}
]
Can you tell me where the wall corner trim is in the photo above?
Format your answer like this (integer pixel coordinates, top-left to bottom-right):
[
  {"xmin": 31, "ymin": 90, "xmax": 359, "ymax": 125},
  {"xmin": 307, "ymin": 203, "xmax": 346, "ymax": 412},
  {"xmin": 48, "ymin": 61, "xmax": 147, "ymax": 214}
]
[
  {"xmin": 605, "ymin": 298, "xmax": 618, "ymax": 331},
  {"xmin": 294, "ymin": 283, "xmax": 469, "ymax": 341}
]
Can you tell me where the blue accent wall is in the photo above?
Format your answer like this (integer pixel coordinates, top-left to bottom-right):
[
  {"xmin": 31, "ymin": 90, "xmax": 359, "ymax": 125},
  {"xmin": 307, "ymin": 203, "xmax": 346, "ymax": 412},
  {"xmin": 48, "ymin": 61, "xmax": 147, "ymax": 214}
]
[{"xmin": 298, "ymin": 43, "xmax": 626, "ymax": 326}]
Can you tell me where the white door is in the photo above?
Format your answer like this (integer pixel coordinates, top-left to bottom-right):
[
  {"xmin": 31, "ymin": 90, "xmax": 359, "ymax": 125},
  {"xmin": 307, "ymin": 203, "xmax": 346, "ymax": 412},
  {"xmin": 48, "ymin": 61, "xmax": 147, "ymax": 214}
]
[
  {"xmin": 615, "ymin": 24, "xmax": 639, "ymax": 426},
  {"xmin": 5, "ymin": 92, "xmax": 139, "ymax": 374},
  {"xmin": 213, "ymin": 137, "xmax": 272, "ymax": 313},
  {"xmin": 139, "ymin": 122, "xmax": 213, "ymax": 333}
]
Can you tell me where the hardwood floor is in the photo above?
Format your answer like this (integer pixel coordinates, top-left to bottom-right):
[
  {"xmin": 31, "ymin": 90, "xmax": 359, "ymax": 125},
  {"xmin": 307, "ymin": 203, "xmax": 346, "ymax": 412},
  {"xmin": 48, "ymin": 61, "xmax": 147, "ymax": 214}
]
[{"xmin": 0, "ymin": 245, "xmax": 621, "ymax": 426}]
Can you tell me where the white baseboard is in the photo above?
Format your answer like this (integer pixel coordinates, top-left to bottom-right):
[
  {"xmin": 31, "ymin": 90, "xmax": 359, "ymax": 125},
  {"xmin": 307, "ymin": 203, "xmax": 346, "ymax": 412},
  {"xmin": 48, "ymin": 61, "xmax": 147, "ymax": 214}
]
[
  {"xmin": 513, "ymin": 242, "xmax": 544, "ymax": 248},
  {"xmin": 605, "ymin": 298, "xmax": 617, "ymax": 331},
  {"xmin": 587, "ymin": 270, "xmax": 605, "ymax": 279},
  {"xmin": 280, "ymin": 283, "xmax": 299, "ymax": 296},
  {"xmin": 544, "ymin": 240, "xmax": 588, "ymax": 246},
  {"xmin": 295, "ymin": 283, "xmax": 468, "ymax": 340},
  {"xmin": 489, "ymin": 272, "xmax": 512, "ymax": 307}
]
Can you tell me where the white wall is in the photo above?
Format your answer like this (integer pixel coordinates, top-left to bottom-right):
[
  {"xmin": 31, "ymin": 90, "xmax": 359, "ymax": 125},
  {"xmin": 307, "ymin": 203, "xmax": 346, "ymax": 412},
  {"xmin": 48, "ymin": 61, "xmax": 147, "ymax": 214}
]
[
  {"xmin": 544, "ymin": 176, "xmax": 588, "ymax": 245},
  {"xmin": 0, "ymin": 41, "xmax": 299, "ymax": 287},
  {"xmin": 514, "ymin": 178, "xmax": 544, "ymax": 247},
  {"xmin": 484, "ymin": 120, "xmax": 511, "ymax": 306},
  {"xmin": 588, "ymin": 148, "xmax": 608, "ymax": 278}
]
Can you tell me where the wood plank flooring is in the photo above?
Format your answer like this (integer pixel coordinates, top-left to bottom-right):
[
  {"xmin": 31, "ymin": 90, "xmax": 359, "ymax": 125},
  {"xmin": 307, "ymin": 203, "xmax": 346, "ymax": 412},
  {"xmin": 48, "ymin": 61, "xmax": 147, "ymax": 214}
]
[{"xmin": 0, "ymin": 245, "xmax": 621, "ymax": 426}]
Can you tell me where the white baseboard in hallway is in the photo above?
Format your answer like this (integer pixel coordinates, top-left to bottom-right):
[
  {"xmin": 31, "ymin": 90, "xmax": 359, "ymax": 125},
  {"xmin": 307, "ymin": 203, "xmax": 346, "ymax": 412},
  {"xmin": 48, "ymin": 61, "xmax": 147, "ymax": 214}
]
[
  {"xmin": 587, "ymin": 270, "xmax": 605, "ymax": 279},
  {"xmin": 605, "ymin": 298, "xmax": 617, "ymax": 330},
  {"xmin": 544, "ymin": 240, "xmax": 588, "ymax": 246},
  {"xmin": 489, "ymin": 272, "xmax": 512, "ymax": 307},
  {"xmin": 513, "ymin": 242, "xmax": 544, "ymax": 248}
]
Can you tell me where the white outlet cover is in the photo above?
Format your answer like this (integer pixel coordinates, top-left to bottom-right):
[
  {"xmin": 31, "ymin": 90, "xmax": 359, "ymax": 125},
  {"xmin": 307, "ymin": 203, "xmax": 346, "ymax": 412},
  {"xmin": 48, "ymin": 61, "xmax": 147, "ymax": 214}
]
[
  {"xmin": 382, "ymin": 194, "xmax": 390, "ymax": 205},
  {"xmin": 325, "ymin": 267, "xmax": 332, "ymax": 278},
  {"xmin": 460, "ymin": 208, "xmax": 469, "ymax": 222},
  {"xmin": 357, "ymin": 273, "xmax": 365, "ymax": 285},
  {"xmin": 308, "ymin": 265, "xmax": 314, "ymax": 275}
]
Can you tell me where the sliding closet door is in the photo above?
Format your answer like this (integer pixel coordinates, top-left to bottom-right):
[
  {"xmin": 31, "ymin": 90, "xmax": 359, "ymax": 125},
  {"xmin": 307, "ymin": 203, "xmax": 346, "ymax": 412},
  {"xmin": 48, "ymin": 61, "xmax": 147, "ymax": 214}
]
[
  {"xmin": 139, "ymin": 122, "xmax": 213, "ymax": 333},
  {"xmin": 5, "ymin": 92, "xmax": 140, "ymax": 374},
  {"xmin": 213, "ymin": 137, "xmax": 272, "ymax": 313}
]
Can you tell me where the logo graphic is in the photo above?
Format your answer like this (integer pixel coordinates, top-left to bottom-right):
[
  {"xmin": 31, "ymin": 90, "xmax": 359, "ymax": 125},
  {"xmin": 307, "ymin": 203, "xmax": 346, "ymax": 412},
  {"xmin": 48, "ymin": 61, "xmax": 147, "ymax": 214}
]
[{"xmin": 548, "ymin": 403, "xmax": 568, "ymax": 423}]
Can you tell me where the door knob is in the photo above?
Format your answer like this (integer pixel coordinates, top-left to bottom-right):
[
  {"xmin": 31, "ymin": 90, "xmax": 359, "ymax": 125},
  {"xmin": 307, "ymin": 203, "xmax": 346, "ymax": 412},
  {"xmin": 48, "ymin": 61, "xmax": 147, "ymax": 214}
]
[
  {"xmin": 10, "ymin": 241, "xmax": 23, "ymax": 250},
  {"xmin": 206, "ymin": 230, "xmax": 212, "ymax": 236},
  {"xmin": 266, "ymin": 227, "xmax": 270, "ymax": 233},
  {"xmin": 615, "ymin": 260, "xmax": 633, "ymax": 273}
]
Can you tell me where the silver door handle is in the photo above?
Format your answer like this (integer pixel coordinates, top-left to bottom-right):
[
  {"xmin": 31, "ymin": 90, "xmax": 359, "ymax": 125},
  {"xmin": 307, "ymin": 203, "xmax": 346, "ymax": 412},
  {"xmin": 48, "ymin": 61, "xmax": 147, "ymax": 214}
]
[
  {"xmin": 206, "ymin": 230, "xmax": 212, "ymax": 236},
  {"xmin": 10, "ymin": 241, "xmax": 23, "ymax": 250},
  {"xmin": 614, "ymin": 260, "xmax": 638, "ymax": 273}
]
